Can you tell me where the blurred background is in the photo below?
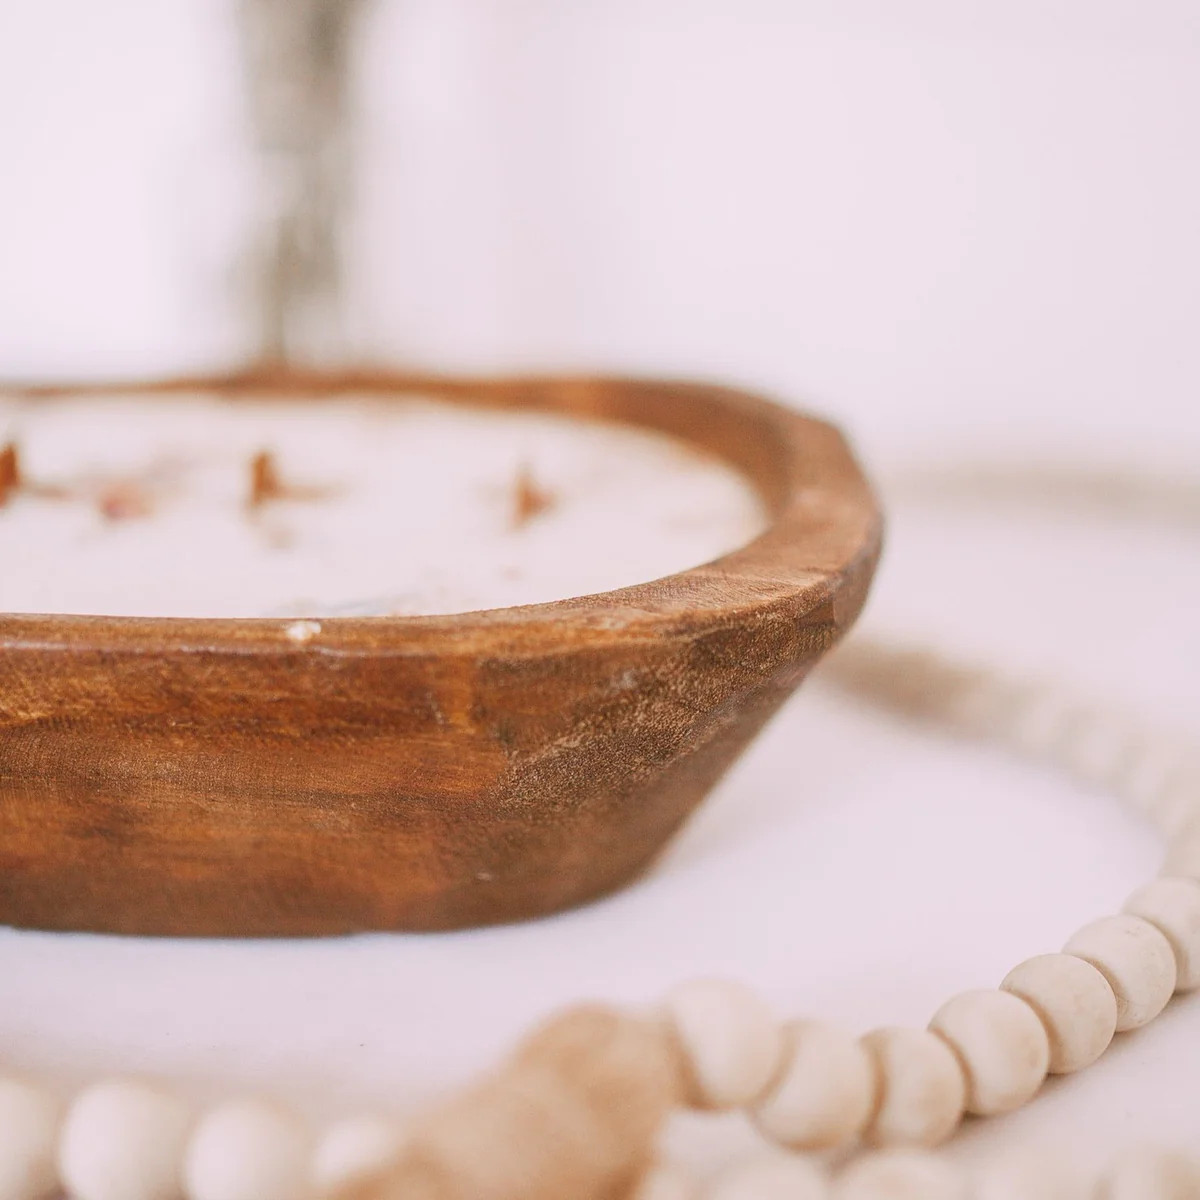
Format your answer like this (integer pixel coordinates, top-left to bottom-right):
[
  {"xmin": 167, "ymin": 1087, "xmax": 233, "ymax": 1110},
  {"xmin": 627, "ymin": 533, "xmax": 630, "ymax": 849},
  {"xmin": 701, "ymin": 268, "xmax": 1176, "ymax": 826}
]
[
  {"xmin": 2, "ymin": 0, "xmax": 1199, "ymax": 464},
  {"xmin": 2, "ymin": 0, "xmax": 1199, "ymax": 1181}
]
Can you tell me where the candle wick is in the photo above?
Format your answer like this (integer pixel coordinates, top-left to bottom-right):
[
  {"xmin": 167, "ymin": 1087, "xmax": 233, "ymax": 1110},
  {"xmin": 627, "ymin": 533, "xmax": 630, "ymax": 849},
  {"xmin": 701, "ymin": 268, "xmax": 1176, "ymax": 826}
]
[
  {"xmin": 0, "ymin": 441, "xmax": 20, "ymax": 506},
  {"xmin": 512, "ymin": 464, "xmax": 554, "ymax": 528},
  {"xmin": 248, "ymin": 450, "xmax": 286, "ymax": 508},
  {"xmin": 247, "ymin": 449, "xmax": 338, "ymax": 511}
]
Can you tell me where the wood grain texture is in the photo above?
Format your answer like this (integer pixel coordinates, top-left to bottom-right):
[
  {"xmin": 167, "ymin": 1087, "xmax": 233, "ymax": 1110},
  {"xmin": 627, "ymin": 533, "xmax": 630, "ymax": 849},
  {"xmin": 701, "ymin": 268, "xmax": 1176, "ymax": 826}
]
[{"xmin": 0, "ymin": 370, "xmax": 882, "ymax": 935}]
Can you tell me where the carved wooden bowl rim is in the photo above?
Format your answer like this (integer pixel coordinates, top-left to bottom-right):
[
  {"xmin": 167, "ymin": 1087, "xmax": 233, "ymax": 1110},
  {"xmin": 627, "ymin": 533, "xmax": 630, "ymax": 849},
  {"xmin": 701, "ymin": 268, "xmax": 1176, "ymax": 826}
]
[{"xmin": 0, "ymin": 368, "xmax": 882, "ymax": 659}]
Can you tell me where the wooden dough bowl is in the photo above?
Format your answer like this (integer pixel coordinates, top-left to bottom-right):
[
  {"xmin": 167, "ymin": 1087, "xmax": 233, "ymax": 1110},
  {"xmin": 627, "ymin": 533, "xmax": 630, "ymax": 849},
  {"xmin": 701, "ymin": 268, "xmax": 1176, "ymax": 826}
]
[{"xmin": 0, "ymin": 371, "xmax": 882, "ymax": 936}]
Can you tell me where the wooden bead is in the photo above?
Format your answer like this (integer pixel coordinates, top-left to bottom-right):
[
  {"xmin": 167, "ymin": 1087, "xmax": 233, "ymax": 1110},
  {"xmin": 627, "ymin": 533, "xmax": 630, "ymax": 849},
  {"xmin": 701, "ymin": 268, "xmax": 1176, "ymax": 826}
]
[
  {"xmin": 1123, "ymin": 877, "xmax": 1200, "ymax": 992},
  {"xmin": 58, "ymin": 1080, "xmax": 191, "ymax": 1200},
  {"xmin": 751, "ymin": 1021, "xmax": 876, "ymax": 1151},
  {"xmin": 332, "ymin": 1007, "xmax": 678, "ymax": 1200},
  {"xmin": 0, "ymin": 1078, "xmax": 61, "ymax": 1200},
  {"xmin": 928, "ymin": 990, "xmax": 1049, "ymax": 1116},
  {"xmin": 663, "ymin": 980, "xmax": 783, "ymax": 1109},
  {"xmin": 184, "ymin": 1099, "xmax": 311, "ymax": 1200},
  {"xmin": 1064, "ymin": 915, "xmax": 1177, "ymax": 1031},
  {"xmin": 1163, "ymin": 815, "xmax": 1200, "ymax": 882},
  {"xmin": 706, "ymin": 1154, "xmax": 829, "ymax": 1200},
  {"xmin": 834, "ymin": 1150, "xmax": 965, "ymax": 1200},
  {"xmin": 1001, "ymin": 954, "xmax": 1117, "ymax": 1073},
  {"xmin": 626, "ymin": 1162, "xmax": 699, "ymax": 1200},
  {"xmin": 1100, "ymin": 1145, "xmax": 1200, "ymax": 1199},
  {"xmin": 312, "ymin": 1116, "xmax": 406, "ymax": 1194},
  {"xmin": 859, "ymin": 1028, "xmax": 965, "ymax": 1148}
]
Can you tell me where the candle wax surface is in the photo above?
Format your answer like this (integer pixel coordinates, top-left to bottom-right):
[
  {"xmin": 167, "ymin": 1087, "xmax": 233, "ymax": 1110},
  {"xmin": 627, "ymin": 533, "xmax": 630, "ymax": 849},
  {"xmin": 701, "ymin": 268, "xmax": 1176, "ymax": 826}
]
[{"xmin": 0, "ymin": 392, "xmax": 766, "ymax": 619}]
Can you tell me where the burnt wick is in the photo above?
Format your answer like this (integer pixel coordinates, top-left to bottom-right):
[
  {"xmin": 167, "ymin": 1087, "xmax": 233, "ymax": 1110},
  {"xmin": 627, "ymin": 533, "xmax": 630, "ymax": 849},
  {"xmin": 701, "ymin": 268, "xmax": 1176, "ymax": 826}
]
[
  {"xmin": 0, "ymin": 441, "xmax": 19, "ymax": 506},
  {"xmin": 247, "ymin": 450, "xmax": 336, "ymax": 510},
  {"xmin": 512, "ymin": 464, "xmax": 554, "ymax": 528},
  {"xmin": 248, "ymin": 450, "xmax": 285, "ymax": 508}
]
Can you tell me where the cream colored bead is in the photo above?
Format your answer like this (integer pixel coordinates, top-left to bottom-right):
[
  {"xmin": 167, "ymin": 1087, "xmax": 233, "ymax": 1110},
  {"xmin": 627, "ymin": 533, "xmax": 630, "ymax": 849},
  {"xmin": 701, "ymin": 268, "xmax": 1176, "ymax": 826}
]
[
  {"xmin": 1064, "ymin": 914, "xmax": 1177, "ymax": 1031},
  {"xmin": 973, "ymin": 1151, "xmax": 1094, "ymax": 1200},
  {"xmin": 1123, "ymin": 877, "xmax": 1200, "ymax": 992},
  {"xmin": 1001, "ymin": 953, "xmax": 1117, "ymax": 1073},
  {"xmin": 184, "ymin": 1099, "xmax": 310, "ymax": 1200},
  {"xmin": 706, "ymin": 1154, "xmax": 829, "ymax": 1200},
  {"xmin": 0, "ymin": 1078, "xmax": 61, "ymax": 1200},
  {"xmin": 58, "ymin": 1079, "xmax": 191, "ymax": 1200},
  {"xmin": 751, "ymin": 1021, "xmax": 875, "ymax": 1151},
  {"xmin": 1100, "ymin": 1145, "xmax": 1200, "ymax": 1199},
  {"xmin": 928, "ymin": 990, "xmax": 1049, "ymax": 1116},
  {"xmin": 859, "ymin": 1028, "xmax": 965, "ymax": 1148},
  {"xmin": 834, "ymin": 1150, "xmax": 966, "ymax": 1200},
  {"xmin": 1163, "ymin": 815, "xmax": 1200, "ymax": 881},
  {"xmin": 663, "ymin": 980, "xmax": 783, "ymax": 1109},
  {"xmin": 311, "ymin": 1116, "xmax": 405, "ymax": 1194},
  {"xmin": 630, "ymin": 1162, "xmax": 700, "ymax": 1200}
]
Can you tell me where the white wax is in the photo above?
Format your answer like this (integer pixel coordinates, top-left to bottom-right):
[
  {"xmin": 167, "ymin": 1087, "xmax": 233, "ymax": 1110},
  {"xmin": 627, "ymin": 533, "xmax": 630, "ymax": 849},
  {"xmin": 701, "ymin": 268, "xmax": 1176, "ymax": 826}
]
[{"xmin": 0, "ymin": 392, "xmax": 765, "ymax": 618}]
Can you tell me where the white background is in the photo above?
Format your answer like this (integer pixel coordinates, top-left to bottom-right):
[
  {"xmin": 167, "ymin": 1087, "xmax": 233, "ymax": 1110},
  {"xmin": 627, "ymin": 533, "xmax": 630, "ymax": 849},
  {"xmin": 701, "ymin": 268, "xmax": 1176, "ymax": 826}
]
[{"xmin": 1, "ymin": 0, "xmax": 1198, "ymax": 1184}]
